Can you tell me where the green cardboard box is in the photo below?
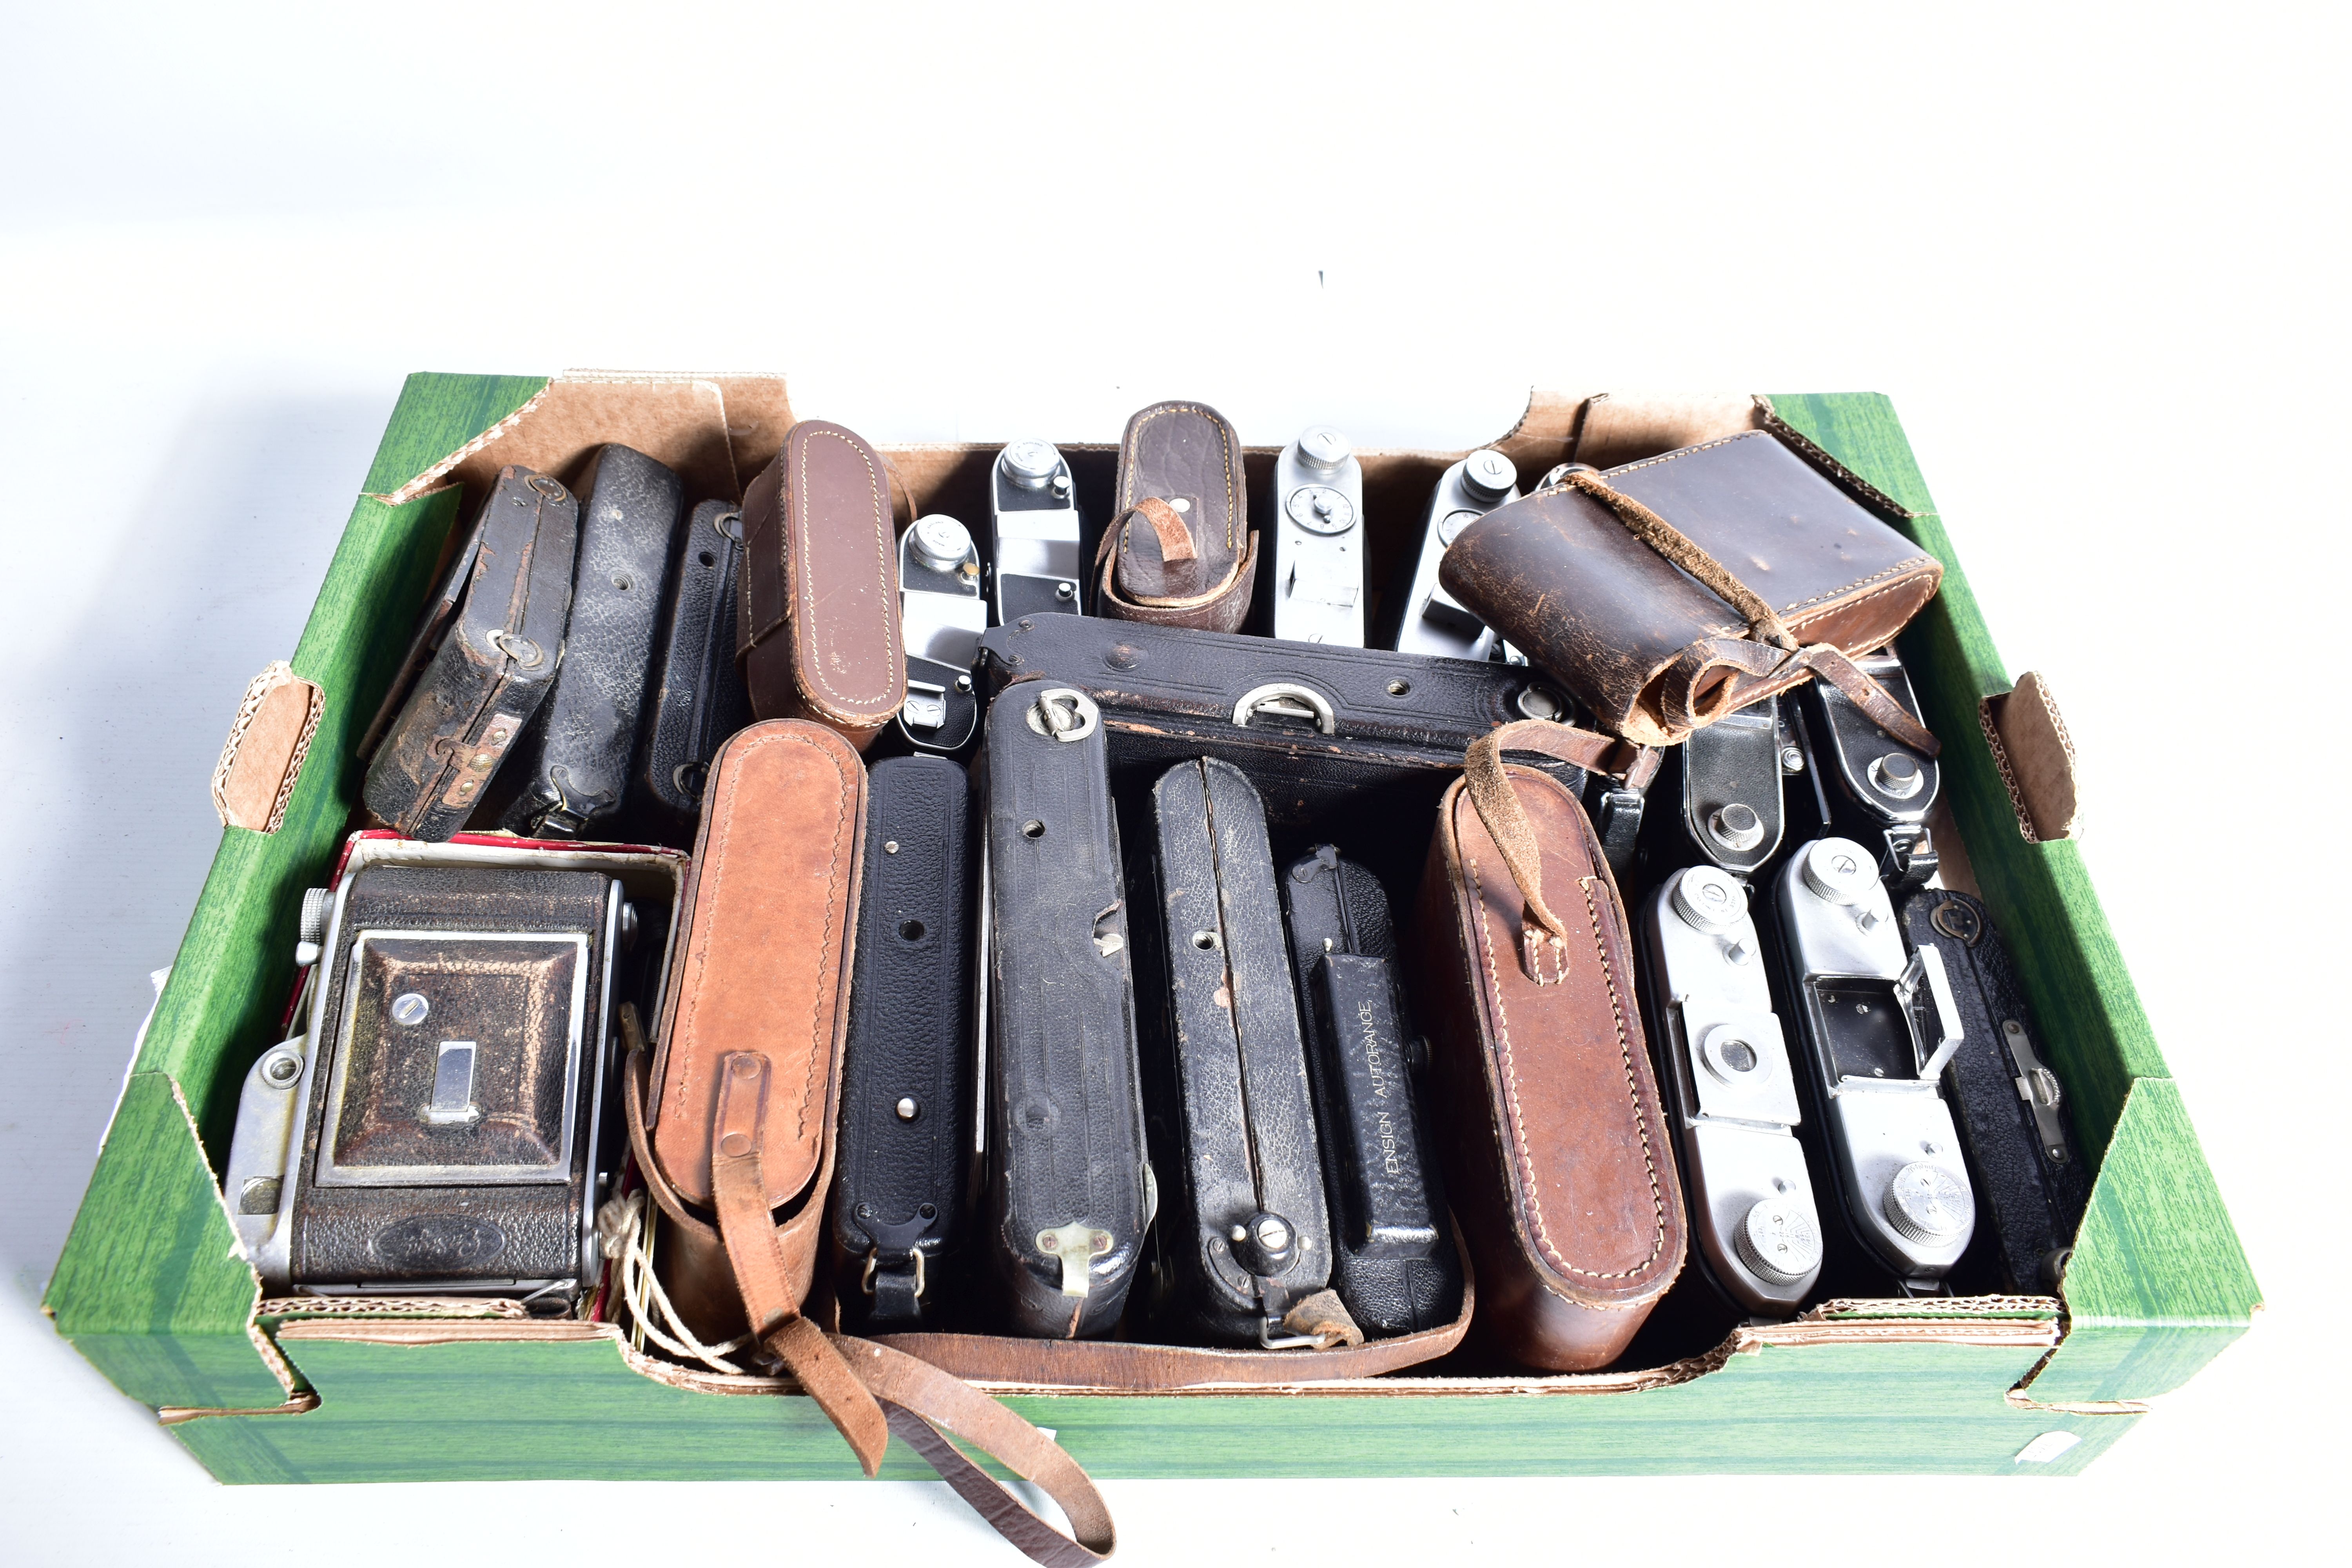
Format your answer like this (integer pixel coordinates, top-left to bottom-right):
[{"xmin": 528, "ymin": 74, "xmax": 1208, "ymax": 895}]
[{"xmin": 44, "ymin": 372, "xmax": 2257, "ymax": 1483}]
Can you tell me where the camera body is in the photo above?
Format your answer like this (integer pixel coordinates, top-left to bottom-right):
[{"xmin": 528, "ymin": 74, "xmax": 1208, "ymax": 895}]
[
  {"xmin": 1270, "ymin": 426, "xmax": 1367, "ymax": 646},
  {"xmin": 988, "ymin": 439, "xmax": 1085, "ymax": 624},
  {"xmin": 226, "ymin": 838, "xmax": 672, "ymax": 1306},
  {"xmin": 1769, "ymin": 837, "xmax": 1975, "ymax": 1284},
  {"xmin": 1640, "ymin": 866, "xmax": 1822, "ymax": 1313},
  {"xmin": 1387, "ymin": 448, "xmax": 1519, "ymax": 660},
  {"xmin": 1797, "ymin": 649, "xmax": 1940, "ymax": 889},
  {"xmin": 898, "ymin": 513, "xmax": 988, "ymax": 753}
]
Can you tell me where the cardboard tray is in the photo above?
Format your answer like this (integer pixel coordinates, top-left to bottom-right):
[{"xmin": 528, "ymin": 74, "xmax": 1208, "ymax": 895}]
[{"xmin": 44, "ymin": 373, "xmax": 2259, "ymax": 1481}]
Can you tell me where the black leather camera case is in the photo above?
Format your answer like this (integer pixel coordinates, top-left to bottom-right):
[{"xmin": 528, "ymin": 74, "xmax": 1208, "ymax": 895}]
[
  {"xmin": 977, "ymin": 615, "xmax": 1590, "ymax": 837},
  {"xmin": 498, "ymin": 446, "xmax": 685, "ymax": 837},
  {"xmin": 362, "ymin": 466, "xmax": 578, "ymax": 841},
  {"xmin": 1280, "ymin": 846, "xmax": 1463, "ymax": 1337},
  {"xmin": 981, "ymin": 683, "xmax": 1150, "ymax": 1337},
  {"xmin": 832, "ymin": 755, "xmax": 976, "ymax": 1330},
  {"xmin": 1137, "ymin": 758, "xmax": 1333, "ymax": 1346},
  {"xmin": 632, "ymin": 499, "xmax": 754, "ymax": 845},
  {"xmin": 1899, "ymin": 888, "xmax": 2090, "ymax": 1292}
]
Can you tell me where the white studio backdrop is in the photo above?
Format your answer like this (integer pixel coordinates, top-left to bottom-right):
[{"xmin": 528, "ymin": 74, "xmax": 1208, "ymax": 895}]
[{"xmin": 0, "ymin": 3, "xmax": 2341, "ymax": 1563}]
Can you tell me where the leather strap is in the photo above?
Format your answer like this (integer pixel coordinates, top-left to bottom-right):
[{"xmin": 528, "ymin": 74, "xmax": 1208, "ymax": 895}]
[
  {"xmin": 622, "ymin": 1025, "xmax": 1115, "ymax": 1566},
  {"xmin": 1563, "ymin": 468, "xmax": 1941, "ymax": 757},
  {"xmin": 1465, "ymin": 719, "xmax": 1657, "ymax": 974},
  {"xmin": 710, "ymin": 1051, "xmax": 892, "ymax": 1474},
  {"xmin": 1126, "ymin": 495, "xmax": 1196, "ymax": 563}
]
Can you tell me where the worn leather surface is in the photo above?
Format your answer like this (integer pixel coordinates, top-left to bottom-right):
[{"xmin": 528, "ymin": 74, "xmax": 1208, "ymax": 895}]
[
  {"xmin": 1410, "ymin": 765, "xmax": 1686, "ymax": 1370},
  {"xmin": 363, "ymin": 466, "xmax": 578, "ymax": 839},
  {"xmin": 1899, "ymin": 889, "xmax": 2090, "ymax": 1293},
  {"xmin": 833, "ymin": 756, "xmax": 975, "ymax": 1331},
  {"xmin": 738, "ymin": 420, "xmax": 905, "ymax": 748},
  {"xmin": 983, "ymin": 684, "xmax": 1149, "ymax": 1338},
  {"xmin": 648, "ymin": 720, "xmax": 867, "ymax": 1211},
  {"xmin": 1439, "ymin": 431, "xmax": 1941, "ymax": 747},
  {"xmin": 499, "ymin": 445, "xmax": 684, "ymax": 836},
  {"xmin": 632, "ymin": 499, "xmax": 755, "ymax": 846},
  {"xmin": 1138, "ymin": 759, "xmax": 1331, "ymax": 1345},
  {"xmin": 977, "ymin": 614, "xmax": 1593, "ymax": 834},
  {"xmin": 292, "ymin": 865, "xmax": 611, "ymax": 1290},
  {"xmin": 1097, "ymin": 401, "xmax": 1257, "ymax": 632},
  {"xmin": 1280, "ymin": 847, "xmax": 1464, "ymax": 1338}
]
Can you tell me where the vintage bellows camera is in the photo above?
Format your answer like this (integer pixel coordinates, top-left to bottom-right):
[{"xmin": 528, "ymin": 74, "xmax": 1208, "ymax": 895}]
[{"xmin": 227, "ymin": 842, "xmax": 661, "ymax": 1306}]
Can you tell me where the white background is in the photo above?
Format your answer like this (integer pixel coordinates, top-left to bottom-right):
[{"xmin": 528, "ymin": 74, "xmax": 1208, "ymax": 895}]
[{"xmin": 2, "ymin": 3, "xmax": 2341, "ymax": 1561}]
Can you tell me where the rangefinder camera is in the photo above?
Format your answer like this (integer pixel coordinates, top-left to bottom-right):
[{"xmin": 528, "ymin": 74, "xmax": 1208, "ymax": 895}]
[
  {"xmin": 1797, "ymin": 648, "xmax": 1940, "ymax": 889},
  {"xmin": 1387, "ymin": 448, "xmax": 1518, "ymax": 660},
  {"xmin": 898, "ymin": 512, "xmax": 988, "ymax": 753},
  {"xmin": 1270, "ymin": 425, "xmax": 1366, "ymax": 646},
  {"xmin": 225, "ymin": 844, "xmax": 659, "ymax": 1306},
  {"xmin": 989, "ymin": 439, "xmax": 1085, "ymax": 622},
  {"xmin": 1641, "ymin": 865, "xmax": 1824, "ymax": 1313},
  {"xmin": 1643, "ymin": 695, "xmax": 1791, "ymax": 878},
  {"xmin": 1770, "ymin": 837, "xmax": 1975, "ymax": 1285}
]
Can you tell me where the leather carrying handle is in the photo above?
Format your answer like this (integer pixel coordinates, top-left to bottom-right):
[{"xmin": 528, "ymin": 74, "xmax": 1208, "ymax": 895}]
[
  {"xmin": 1464, "ymin": 719, "xmax": 1656, "ymax": 976},
  {"xmin": 1561, "ymin": 468, "xmax": 1940, "ymax": 757},
  {"xmin": 621, "ymin": 1021, "xmax": 1115, "ymax": 1566}
]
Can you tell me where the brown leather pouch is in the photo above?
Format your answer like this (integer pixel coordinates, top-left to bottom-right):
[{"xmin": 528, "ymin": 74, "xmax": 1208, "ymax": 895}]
[
  {"xmin": 627, "ymin": 719, "xmax": 1114, "ymax": 1566},
  {"xmin": 1439, "ymin": 431, "xmax": 1942, "ymax": 755},
  {"xmin": 1094, "ymin": 401, "xmax": 1258, "ymax": 632},
  {"xmin": 1411, "ymin": 720, "xmax": 1686, "ymax": 1371},
  {"xmin": 737, "ymin": 420, "xmax": 906, "ymax": 750}
]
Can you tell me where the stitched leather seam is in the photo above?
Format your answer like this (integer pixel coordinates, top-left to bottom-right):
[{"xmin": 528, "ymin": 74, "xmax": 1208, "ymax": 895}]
[
  {"xmin": 674, "ymin": 728, "xmax": 853, "ymax": 1190},
  {"xmin": 1693, "ymin": 566, "xmax": 1939, "ymax": 646},
  {"xmin": 1577, "ymin": 873, "xmax": 1670, "ymax": 1268},
  {"xmin": 791, "ymin": 428, "xmax": 895, "ymax": 716},
  {"xmin": 1466, "ymin": 836, "xmax": 1667, "ymax": 1283},
  {"xmin": 1777, "ymin": 558, "xmax": 1939, "ymax": 620}
]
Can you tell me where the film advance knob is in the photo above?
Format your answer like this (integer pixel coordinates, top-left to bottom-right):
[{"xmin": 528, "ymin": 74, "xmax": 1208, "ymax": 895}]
[
  {"xmin": 1461, "ymin": 448, "xmax": 1517, "ymax": 502},
  {"xmin": 909, "ymin": 514, "xmax": 973, "ymax": 569},
  {"xmin": 1708, "ymin": 801, "xmax": 1767, "ymax": 852},
  {"xmin": 1884, "ymin": 1162, "xmax": 1970, "ymax": 1245},
  {"xmin": 1734, "ymin": 1196, "xmax": 1822, "ymax": 1285},
  {"xmin": 1869, "ymin": 751, "xmax": 1926, "ymax": 799},
  {"xmin": 1001, "ymin": 440, "xmax": 1059, "ymax": 490},
  {"xmin": 1671, "ymin": 865, "xmax": 1748, "ymax": 933},
  {"xmin": 1296, "ymin": 426, "xmax": 1352, "ymax": 472},
  {"xmin": 1801, "ymin": 838, "xmax": 1879, "ymax": 906}
]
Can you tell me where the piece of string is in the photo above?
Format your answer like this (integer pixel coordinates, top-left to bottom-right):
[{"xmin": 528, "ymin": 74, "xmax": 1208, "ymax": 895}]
[{"xmin": 600, "ymin": 1189, "xmax": 751, "ymax": 1374}]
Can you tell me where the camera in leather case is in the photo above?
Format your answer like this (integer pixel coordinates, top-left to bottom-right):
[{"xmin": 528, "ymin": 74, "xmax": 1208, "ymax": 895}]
[{"xmin": 226, "ymin": 850, "xmax": 648, "ymax": 1307}]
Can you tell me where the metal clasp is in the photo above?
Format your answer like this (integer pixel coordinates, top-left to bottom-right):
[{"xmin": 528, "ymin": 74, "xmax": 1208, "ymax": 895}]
[
  {"xmin": 1037, "ymin": 1220, "xmax": 1113, "ymax": 1296},
  {"xmin": 861, "ymin": 1246, "xmax": 927, "ymax": 1299},
  {"xmin": 2003, "ymin": 1018, "xmax": 2072, "ymax": 1163},
  {"xmin": 1231, "ymin": 682, "xmax": 1336, "ymax": 735},
  {"xmin": 1025, "ymin": 687, "xmax": 1099, "ymax": 742}
]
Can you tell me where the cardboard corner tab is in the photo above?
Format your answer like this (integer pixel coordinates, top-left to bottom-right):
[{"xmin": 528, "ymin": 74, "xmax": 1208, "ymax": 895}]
[
  {"xmin": 212, "ymin": 662, "xmax": 323, "ymax": 834},
  {"xmin": 1978, "ymin": 670, "xmax": 2079, "ymax": 844}
]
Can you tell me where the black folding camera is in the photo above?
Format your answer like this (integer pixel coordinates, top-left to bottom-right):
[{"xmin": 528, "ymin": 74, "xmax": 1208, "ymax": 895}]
[{"xmin": 226, "ymin": 841, "xmax": 668, "ymax": 1306}]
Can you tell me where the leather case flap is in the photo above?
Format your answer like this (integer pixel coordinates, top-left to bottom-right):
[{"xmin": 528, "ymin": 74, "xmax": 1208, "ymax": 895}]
[
  {"xmin": 1441, "ymin": 432, "xmax": 1940, "ymax": 742},
  {"xmin": 739, "ymin": 420, "xmax": 906, "ymax": 733},
  {"xmin": 212, "ymin": 661, "xmax": 322, "ymax": 833},
  {"xmin": 1979, "ymin": 670, "xmax": 2079, "ymax": 843},
  {"xmin": 650, "ymin": 719, "xmax": 867, "ymax": 1208},
  {"xmin": 1437, "ymin": 768, "xmax": 1684, "ymax": 1308}
]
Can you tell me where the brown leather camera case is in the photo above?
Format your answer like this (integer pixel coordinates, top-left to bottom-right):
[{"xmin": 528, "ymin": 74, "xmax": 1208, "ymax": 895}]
[
  {"xmin": 737, "ymin": 420, "xmax": 905, "ymax": 750},
  {"xmin": 1440, "ymin": 430, "xmax": 1942, "ymax": 752},
  {"xmin": 1095, "ymin": 400, "xmax": 1258, "ymax": 632},
  {"xmin": 1411, "ymin": 721, "xmax": 1686, "ymax": 1370}
]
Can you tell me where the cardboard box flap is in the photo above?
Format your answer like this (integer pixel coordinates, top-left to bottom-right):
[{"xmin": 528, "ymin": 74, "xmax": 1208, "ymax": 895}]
[
  {"xmin": 1572, "ymin": 391, "xmax": 1766, "ymax": 469},
  {"xmin": 211, "ymin": 662, "xmax": 322, "ymax": 834},
  {"xmin": 374, "ymin": 371, "xmax": 796, "ymax": 508},
  {"xmin": 1980, "ymin": 670, "xmax": 2080, "ymax": 843}
]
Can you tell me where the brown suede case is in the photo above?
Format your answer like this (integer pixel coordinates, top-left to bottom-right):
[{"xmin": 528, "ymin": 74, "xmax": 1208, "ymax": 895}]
[
  {"xmin": 1095, "ymin": 400, "xmax": 1258, "ymax": 632},
  {"xmin": 737, "ymin": 420, "xmax": 905, "ymax": 750},
  {"xmin": 1410, "ymin": 764, "xmax": 1687, "ymax": 1370}
]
